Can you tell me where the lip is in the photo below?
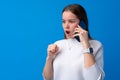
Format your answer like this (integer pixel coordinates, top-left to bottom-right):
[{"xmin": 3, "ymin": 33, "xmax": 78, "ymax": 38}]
[{"xmin": 65, "ymin": 30, "xmax": 70, "ymax": 34}]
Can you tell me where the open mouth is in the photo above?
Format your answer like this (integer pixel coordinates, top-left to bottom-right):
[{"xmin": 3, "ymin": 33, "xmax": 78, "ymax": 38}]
[{"xmin": 65, "ymin": 31, "xmax": 70, "ymax": 34}]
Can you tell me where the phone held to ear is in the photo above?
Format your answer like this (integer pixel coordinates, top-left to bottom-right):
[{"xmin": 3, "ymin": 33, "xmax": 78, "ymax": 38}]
[{"xmin": 74, "ymin": 20, "xmax": 87, "ymax": 42}]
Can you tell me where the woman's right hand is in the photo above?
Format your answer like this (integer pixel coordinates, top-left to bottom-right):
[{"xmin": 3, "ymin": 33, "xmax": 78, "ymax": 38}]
[{"xmin": 47, "ymin": 44, "xmax": 59, "ymax": 60}]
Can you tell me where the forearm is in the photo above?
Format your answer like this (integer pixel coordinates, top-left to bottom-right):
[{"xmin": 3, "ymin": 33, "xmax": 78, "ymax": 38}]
[
  {"xmin": 84, "ymin": 53, "xmax": 95, "ymax": 68},
  {"xmin": 83, "ymin": 54, "xmax": 103, "ymax": 80},
  {"xmin": 82, "ymin": 41, "xmax": 105, "ymax": 80},
  {"xmin": 43, "ymin": 57, "xmax": 54, "ymax": 80},
  {"xmin": 83, "ymin": 63, "xmax": 103, "ymax": 80},
  {"xmin": 83, "ymin": 42, "xmax": 95, "ymax": 68}
]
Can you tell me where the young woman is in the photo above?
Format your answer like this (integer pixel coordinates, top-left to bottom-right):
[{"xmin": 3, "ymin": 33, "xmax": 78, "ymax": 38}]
[{"xmin": 43, "ymin": 4, "xmax": 105, "ymax": 80}]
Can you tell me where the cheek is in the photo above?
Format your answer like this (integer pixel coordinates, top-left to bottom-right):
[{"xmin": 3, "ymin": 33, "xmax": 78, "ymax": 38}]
[
  {"xmin": 72, "ymin": 23, "xmax": 78, "ymax": 27},
  {"xmin": 70, "ymin": 24, "xmax": 77, "ymax": 30},
  {"xmin": 70, "ymin": 27, "xmax": 75, "ymax": 33}
]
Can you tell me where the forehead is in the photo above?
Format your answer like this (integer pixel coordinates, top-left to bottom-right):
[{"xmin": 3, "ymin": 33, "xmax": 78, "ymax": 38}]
[{"xmin": 62, "ymin": 11, "xmax": 77, "ymax": 20}]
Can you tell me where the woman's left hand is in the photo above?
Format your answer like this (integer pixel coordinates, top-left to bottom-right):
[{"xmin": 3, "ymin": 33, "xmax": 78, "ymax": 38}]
[{"xmin": 73, "ymin": 25, "xmax": 90, "ymax": 49}]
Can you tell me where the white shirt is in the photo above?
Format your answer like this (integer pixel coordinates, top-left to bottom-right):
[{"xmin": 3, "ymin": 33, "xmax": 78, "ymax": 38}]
[{"xmin": 53, "ymin": 38, "xmax": 105, "ymax": 80}]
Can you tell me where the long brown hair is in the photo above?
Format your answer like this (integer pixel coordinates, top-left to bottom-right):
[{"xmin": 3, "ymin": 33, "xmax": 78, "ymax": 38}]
[{"xmin": 62, "ymin": 4, "xmax": 92, "ymax": 39}]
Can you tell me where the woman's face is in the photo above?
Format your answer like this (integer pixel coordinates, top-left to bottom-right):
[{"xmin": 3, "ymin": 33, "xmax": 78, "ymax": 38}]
[{"xmin": 62, "ymin": 11, "xmax": 80, "ymax": 39}]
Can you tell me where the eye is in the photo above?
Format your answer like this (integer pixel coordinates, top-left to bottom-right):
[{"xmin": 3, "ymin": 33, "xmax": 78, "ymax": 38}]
[
  {"xmin": 69, "ymin": 20, "xmax": 75, "ymax": 23},
  {"xmin": 62, "ymin": 20, "xmax": 65, "ymax": 24}
]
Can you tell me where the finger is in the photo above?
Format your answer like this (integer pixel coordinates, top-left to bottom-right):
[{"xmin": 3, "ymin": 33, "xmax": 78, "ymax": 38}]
[
  {"xmin": 73, "ymin": 33, "xmax": 79, "ymax": 38},
  {"xmin": 77, "ymin": 25, "xmax": 85, "ymax": 31},
  {"xmin": 48, "ymin": 44, "xmax": 53, "ymax": 49},
  {"xmin": 48, "ymin": 46, "xmax": 53, "ymax": 51},
  {"xmin": 73, "ymin": 30, "xmax": 86, "ymax": 37},
  {"xmin": 74, "ymin": 26, "xmax": 83, "ymax": 33},
  {"xmin": 73, "ymin": 29, "xmax": 80, "ymax": 34},
  {"xmin": 48, "ymin": 44, "xmax": 56, "ymax": 49},
  {"xmin": 49, "ymin": 49, "xmax": 55, "ymax": 54},
  {"xmin": 74, "ymin": 26, "xmax": 79, "ymax": 31},
  {"xmin": 48, "ymin": 46, "xmax": 55, "ymax": 53},
  {"xmin": 54, "ymin": 44, "xmax": 57, "ymax": 49}
]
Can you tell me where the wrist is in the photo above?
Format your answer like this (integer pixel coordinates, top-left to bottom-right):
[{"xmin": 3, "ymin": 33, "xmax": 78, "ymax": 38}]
[
  {"xmin": 82, "ymin": 42, "xmax": 90, "ymax": 49},
  {"xmin": 46, "ymin": 55, "xmax": 55, "ymax": 61},
  {"xmin": 82, "ymin": 47, "xmax": 93, "ymax": 54}
]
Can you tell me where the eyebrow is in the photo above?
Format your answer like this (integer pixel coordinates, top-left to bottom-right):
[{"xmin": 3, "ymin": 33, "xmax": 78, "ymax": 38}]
[{"xmin": 62, "ymin": 19, "xmax": 77, "ymax": 21}]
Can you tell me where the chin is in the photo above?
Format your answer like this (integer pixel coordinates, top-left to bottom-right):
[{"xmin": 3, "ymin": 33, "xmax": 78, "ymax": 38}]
[{"xmin": 66, "ymin": 35, "xmax": 72, "ymax": 39}]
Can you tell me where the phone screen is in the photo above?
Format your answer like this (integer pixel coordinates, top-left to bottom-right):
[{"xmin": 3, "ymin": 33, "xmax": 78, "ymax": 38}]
[{"xmin": 74, "ymin": 20, "xmax": 87, "ymax": 42}]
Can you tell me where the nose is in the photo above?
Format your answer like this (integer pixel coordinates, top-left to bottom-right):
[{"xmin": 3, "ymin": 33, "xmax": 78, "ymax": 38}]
[{"xmin": 64, "ymin": 23, "xmax": 70, "ymax": 29}]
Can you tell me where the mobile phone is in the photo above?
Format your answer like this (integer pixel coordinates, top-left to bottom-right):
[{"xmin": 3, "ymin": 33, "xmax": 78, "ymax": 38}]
[{"xmin": 74, "ymin": 20, "xmax": 87, "ymax": 42}]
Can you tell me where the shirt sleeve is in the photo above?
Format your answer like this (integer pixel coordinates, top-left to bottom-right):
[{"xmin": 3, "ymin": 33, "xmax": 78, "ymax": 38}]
[{"xmin": 82, "ymin": 42, "xmax": 105, "ymax": 80}]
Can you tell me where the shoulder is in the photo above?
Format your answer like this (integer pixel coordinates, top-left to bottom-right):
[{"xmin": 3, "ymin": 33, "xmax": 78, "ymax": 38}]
[
  {"xmin": 54, "ymin": 39, "xmax": 67, "ymax": 47},
  {"xmin": 90, "ymin": 40, "xmax": 103, "ymax": 55},
  {"xmin": 54, "ymin": 39, "xmax": 66, "ymax": 45},
  {"xmin": 89, "ymin": 40, "xmax": 104, "ymax": 56},
  {"xmin": 90, "ymin": 40, "xmax": 103, "ymax": 48}
]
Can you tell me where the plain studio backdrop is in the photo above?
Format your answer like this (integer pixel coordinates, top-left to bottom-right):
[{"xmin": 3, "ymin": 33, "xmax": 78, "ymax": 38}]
[{"xmin": 0, "ymin": 0, "xmax": 120, "ymax": 80}]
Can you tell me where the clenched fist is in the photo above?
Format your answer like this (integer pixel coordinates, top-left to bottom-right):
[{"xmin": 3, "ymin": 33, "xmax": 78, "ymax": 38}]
[{"xmin": 47, "ymin": 44, "xmax": 59, "ymax": 60}]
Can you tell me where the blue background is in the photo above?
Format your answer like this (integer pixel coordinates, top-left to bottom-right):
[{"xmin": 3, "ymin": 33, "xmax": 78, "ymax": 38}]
[{"xmin": 0, "ymin": 0, "xmax": 120, "ymax": 80}]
